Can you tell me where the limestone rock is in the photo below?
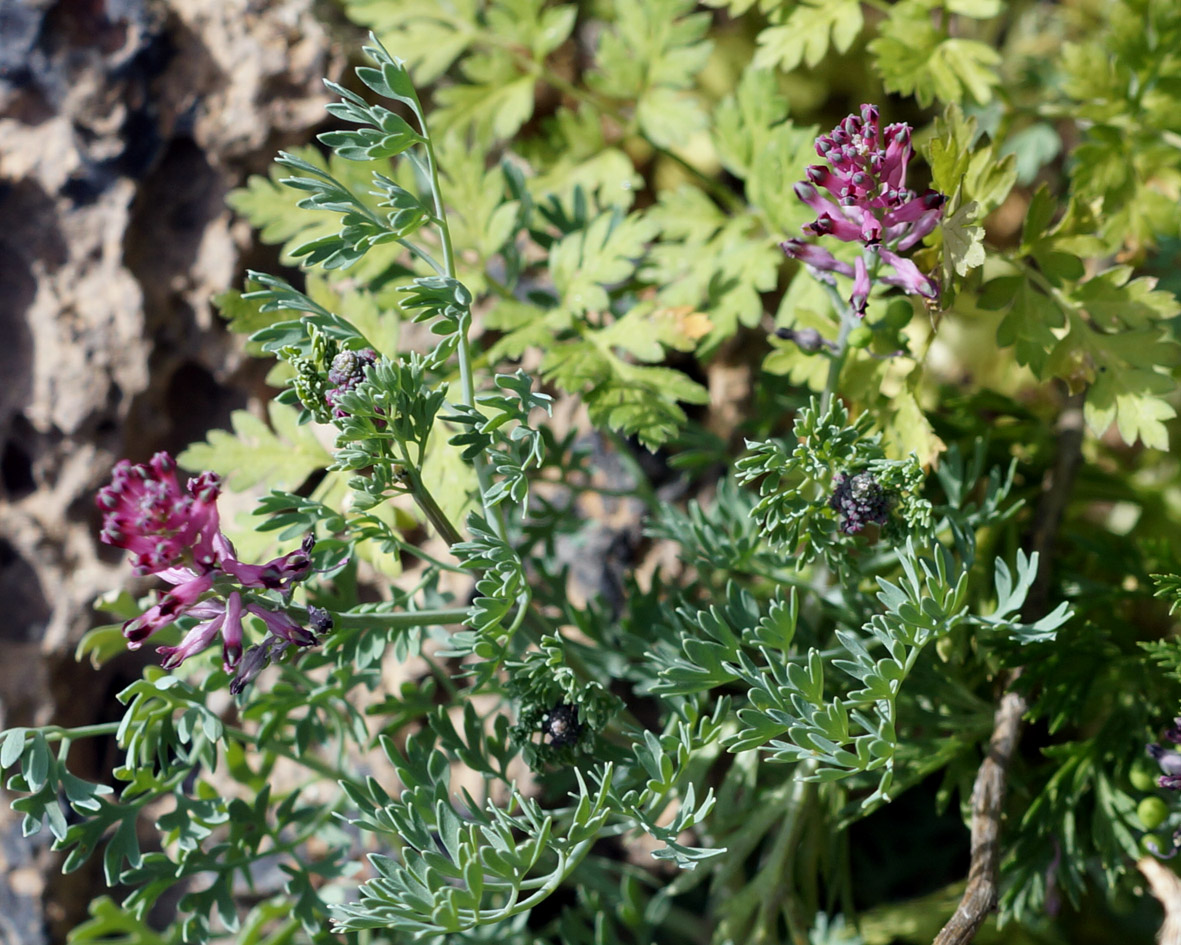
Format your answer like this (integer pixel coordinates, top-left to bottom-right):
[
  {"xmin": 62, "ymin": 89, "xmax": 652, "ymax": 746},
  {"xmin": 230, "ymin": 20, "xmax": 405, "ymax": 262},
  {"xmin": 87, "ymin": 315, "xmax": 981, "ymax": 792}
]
[{"xmin": 0, "ymin": 0, "xmax": 340, "ymax": 936}]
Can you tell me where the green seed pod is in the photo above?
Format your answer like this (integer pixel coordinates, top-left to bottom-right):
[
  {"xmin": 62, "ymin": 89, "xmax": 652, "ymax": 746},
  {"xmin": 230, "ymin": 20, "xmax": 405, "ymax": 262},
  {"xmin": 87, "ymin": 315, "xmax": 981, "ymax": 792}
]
[{"xmin": 1138, "ymin": 795, "xmax": 1170, "ymax": 830}]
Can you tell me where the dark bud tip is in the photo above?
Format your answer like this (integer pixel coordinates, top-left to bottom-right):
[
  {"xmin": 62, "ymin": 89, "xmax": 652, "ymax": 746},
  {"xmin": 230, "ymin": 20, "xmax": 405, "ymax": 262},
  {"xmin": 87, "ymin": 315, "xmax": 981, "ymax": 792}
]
[
  {"xmin": 541, "ymin": 704, "xmax": 583, "ymax": 748},
  {"xmin": 307, "ymin": 605, "xmax": 334, "ymax": 636}
]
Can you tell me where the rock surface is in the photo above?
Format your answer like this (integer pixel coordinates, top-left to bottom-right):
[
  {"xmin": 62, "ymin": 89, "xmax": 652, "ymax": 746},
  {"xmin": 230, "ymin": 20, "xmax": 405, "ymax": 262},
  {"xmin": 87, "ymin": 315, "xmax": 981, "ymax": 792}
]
[{"xmin": 0, "ymin": 0, "xmax": 338, "ymax": 938}]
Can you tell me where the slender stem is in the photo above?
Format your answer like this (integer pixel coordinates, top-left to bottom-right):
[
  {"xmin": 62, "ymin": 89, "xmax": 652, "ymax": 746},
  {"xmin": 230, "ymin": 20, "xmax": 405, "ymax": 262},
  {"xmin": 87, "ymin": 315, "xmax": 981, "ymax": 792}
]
[
  {"xmin": 290, "ymin": 605, "xmax": 469, "ymax": 630},
  {"xmin": 41, "ymin": 722, "xmax": 122, "ymax": 742},
  {"xmin": 374, "ymin": 528, "xmax": 467, "ymax": 572},
  {"xmin": 404, "ymin": 469, "xmax": 466, "ymax": 547},
  {"xmin": 819, "ymin": 282, "xmax": 858, "ymax": 415},
  {"xmin": 419, "ymin": 129, "xmax": 504, "ymax": 539}
]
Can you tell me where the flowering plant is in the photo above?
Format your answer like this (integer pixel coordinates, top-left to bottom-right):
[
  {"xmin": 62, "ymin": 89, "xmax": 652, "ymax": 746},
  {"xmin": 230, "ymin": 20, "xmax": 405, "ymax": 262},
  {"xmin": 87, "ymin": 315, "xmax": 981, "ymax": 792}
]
[{"xmin": 5, "ymin": 3, "xmax": 1181, "ymax": 944}]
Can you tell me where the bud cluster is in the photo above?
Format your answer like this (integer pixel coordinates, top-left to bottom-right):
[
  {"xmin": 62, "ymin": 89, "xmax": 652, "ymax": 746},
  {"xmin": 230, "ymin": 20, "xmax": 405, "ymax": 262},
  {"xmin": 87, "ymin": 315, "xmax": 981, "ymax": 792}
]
[
  {"xmin": 541, "ymin": 704, "xmax": 583, "ymax": 749},
  {"xmin": 829, "ymin": 471, "xmax": 891, "ymax": 535},
  {"xmin": 325, "ymin": 347, "xmax": 378, "ymax": 419}
]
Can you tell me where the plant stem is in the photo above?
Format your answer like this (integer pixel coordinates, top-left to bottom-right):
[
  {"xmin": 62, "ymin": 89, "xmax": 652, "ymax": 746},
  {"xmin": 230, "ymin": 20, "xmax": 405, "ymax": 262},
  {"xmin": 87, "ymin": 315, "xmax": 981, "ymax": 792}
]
[
  {"xmin": 420, "ymin": 127, "xmax": 504, "ymax": 539},
  {"xmin": 819, "ymin": 281, "xmax": 858, "ymax": 415},
  {"xmin": 404, "ymin": 469, "xmax": 466, "ymax": 547},
  {"xmin": 290, "ymin": 606, "xmax": 469, "ymax": 630},
  {"xmin": 41, "ymin": 722, "xmax": 122, "ymax": 742},
  {"xmin": 224, "ymin": 723, "xmax": 347, "ymax": 784}
]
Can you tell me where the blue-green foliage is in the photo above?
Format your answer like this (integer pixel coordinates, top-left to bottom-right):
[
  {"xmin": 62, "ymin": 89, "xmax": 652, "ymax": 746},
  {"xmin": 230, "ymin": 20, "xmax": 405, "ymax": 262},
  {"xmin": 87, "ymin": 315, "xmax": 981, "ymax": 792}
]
[{"xmin": 6, "ymin": 2, "xmax": 1181, "ymax": 943}]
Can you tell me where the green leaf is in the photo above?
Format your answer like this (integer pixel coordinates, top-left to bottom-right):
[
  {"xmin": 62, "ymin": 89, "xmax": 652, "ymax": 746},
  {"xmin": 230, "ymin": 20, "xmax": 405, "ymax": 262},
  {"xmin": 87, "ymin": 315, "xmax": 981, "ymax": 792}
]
[
  {"xmin": 434, "ymin": 52, "xmax": 537, "ymax": 146},
  {"xmin": 541, "ymin": 340, "xmax": 707, "ymax": 449},
  {"xmin": 712, "ymin": 67, "xmax": 790, "ymax": 181},
  {"xmin": 1, "ymin": 728, "xmax": 27, "ymax": 770},
  {"xmin": 589, "ymin": 0, "xmax": 712, "ymax": 103},
  {"xmin": 341, "ymin": 0, "xmax": 481, "ymax": 83},
  {"xmin": 68, "ymin": 896, "xmax": 170, "ymax": 945},
  {"xmin": 646, "ymin": 187, "xmax": 781, "ymax": 342},
  {"xmin": 1002, "ymin": 123, "xmax": 1062, "ymax": 186},
  {"xmin": 521, "ymin": 105, "xmax": 642, "ymax": 208},
  {"xmin": 942, "ymin": 199, "xmax": 986, "ymax": 279},
  {"xmin": 636, "ymin": 86, "xmax": 707, "ymax": 150},
  {"xmin": 550, "ymin": 211, "xmax": 659, "ymax": 314},
  {"xmin": 1085, "ymin": 367, "xmax": 1177, "ymax": 450},
  {"xmin": 1069, "ymin": 267, "xmax": 1181, "ymax": 332},
  {"xmin": 753, "ymin": 0, "xmax": 864, "ymax": 72},
  {"xmin": 870, "ymin": 5, "xmax": 1000, "ymax": 107},
  {"xmin": 177, "ymin": 400, "xmax": 332, "ymax": 492}
]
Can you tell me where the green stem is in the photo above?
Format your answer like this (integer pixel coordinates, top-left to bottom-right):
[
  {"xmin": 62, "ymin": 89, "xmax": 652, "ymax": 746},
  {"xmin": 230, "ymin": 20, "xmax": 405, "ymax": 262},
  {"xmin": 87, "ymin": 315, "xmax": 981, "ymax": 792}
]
[
  {"xmin": 404, "ymin": 469, "xmax": 466, "ymax": 547},
  {"xmin": 420, "ymin": 124, "xmax": 504, "ymax": 539},
  {"xmin": 41, "ymin": 722, "xmax": 122, "ymax": 742},
  {"xmin": 290, "ymin": 606, "xmax": 469, "ymax": 630},
  {"xmin": 819, "ymin": 281, "xmax": 858, "ymax": 415}
]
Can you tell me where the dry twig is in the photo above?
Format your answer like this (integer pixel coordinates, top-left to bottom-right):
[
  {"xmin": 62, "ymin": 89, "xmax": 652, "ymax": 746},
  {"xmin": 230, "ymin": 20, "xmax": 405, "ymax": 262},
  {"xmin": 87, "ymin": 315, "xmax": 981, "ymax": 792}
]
[
  {"xmin": 1139, "ymin": 856, "xmax": 1181, "ymax": 945},
  {"xmin": 932, "ymin": 392, "xmax": 1085, "ymax": 945}
]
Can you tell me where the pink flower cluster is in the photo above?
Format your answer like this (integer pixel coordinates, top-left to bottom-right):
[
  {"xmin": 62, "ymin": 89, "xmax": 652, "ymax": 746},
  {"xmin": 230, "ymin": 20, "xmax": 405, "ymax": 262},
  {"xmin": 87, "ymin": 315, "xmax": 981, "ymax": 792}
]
[
  {"xmin": 781, "ymin": 104, "xmax": 944, "ymax": 316},
  {"xmin": 96, "ymin": 452, "xmax": 319, "ymax": 673}
]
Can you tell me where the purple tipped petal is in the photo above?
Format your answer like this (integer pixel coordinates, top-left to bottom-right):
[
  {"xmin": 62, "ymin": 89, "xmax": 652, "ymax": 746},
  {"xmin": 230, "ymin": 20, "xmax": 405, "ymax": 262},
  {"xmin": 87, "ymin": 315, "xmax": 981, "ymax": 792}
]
[
  {"xmin": 884, "ymin": 190, "xmax": 945, "ymax": 228},
  {"xmin": 780, "ymin": 239, "xmax": 854, "ymax": 276},
  {"xmin": 157, "ymin": 609, "xmax": 226, "ymax": 670},
  {"xmin": 221, "ymin": 591, "xmax": 244, "ymax": 671},
  {"xmin": 155, "ymin": 565, "xmax": 200, "ymax": 586},
  {"xmin": 878, "ymin": 249, "xmax": 939, "ymax": 299},
  {"xmin": 123, "ymin": 573, "xmax": 215, "ymax": 646},
  {"xmin": 880, "ymin": 123, "xmax": 912, "ymax": 189},
  {"xmin": 859, "ymin": 213, "xmax": 883, "ymax": 245},
  {"xmin": 850, "ymin": 255, "xmax": 871, "ymax": 315},
  {"xmin": 245, "ymin": 603, "xmax": 318, "ymax": 647},
  {"xmin": 1150, "ymin": 743, "xmax": 1181, "ymax": 776},
  {"xmin": 222, "ymin": 534, "xmax": 315, "ymax": 592},
  {"xmin": 891, "ymin": 206, "xmax": 945, "ymax": 251},
  {"xmin": 794, "ymin": 181, "xmax": 849, "ymax": 221},
  {"xmin": 807, "ymin": 212, "xmax": 865, "ymax": 244}
]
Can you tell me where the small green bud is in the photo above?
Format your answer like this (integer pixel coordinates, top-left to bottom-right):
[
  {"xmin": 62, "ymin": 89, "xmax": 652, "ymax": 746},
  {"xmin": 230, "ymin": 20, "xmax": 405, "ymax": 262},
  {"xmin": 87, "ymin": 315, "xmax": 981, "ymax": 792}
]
[
  {"xmin": 1138, "ymin": 795, "xmax": 1170, "ymax": 830},
  {"xmin": 1131, "ymin": 759, "xmax": 1160, "ymax": 792}
]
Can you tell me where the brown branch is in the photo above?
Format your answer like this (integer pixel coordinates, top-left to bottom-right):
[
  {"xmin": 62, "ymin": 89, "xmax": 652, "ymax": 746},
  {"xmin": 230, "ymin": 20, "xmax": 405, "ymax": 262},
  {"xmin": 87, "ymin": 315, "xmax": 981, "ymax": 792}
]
[
  {"xmin": 1140, "ymin": 856, "xmax": 1181, "ymax": 945},
  {"xmin": 933, "ymin": 391, "xmax": 1085, "ymax": 945}
]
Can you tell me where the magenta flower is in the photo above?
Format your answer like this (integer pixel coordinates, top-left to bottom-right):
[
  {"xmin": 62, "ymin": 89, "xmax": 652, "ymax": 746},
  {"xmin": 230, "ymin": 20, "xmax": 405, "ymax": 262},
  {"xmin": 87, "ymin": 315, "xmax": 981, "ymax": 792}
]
[
  {"xmin": 97, "ymin": 454, "xmax": 223, "ymax": 576},
  {"xmin": 780, "ymin": 104, "xmax": 945, "ymax": 316},
  {"xmin": 96, "ymin": 452, "xmax": 322, "ymax": 674}
]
